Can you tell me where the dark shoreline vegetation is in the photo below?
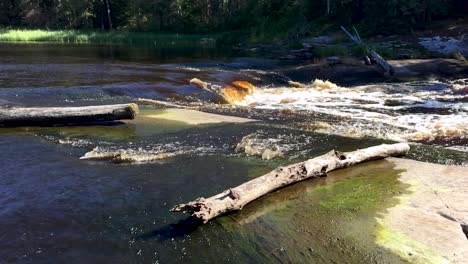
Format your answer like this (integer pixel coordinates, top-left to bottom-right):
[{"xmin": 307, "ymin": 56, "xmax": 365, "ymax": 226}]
[
  {"xmin": 0, "ymin": 25, "xmax": 462, "ymax": 62},
  {"xmin": 1, "ymin": 1, "xmax": 467, "ymax": 47}
]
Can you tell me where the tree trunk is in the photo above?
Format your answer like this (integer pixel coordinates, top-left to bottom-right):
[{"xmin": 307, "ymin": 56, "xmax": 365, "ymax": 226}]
[
  {"xmin": 369, "ymin": 50, "xmax": 394, "ymax": 75},
  {"xmin": 0, "ymin": 103, "xmax": 139, "ymax": 127},
  {"xmin": 171, "ymin": 143, "xmax": 410, "ymax": 223},
  {"xmin": 104, "ymin": 0, "xmax": 112, "ymax": 30}
]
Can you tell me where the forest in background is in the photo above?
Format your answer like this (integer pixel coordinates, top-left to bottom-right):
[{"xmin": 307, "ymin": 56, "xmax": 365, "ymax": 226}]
[{"xmin": 1, "ymin": 0, "xmax": 467, "ymax": 42}]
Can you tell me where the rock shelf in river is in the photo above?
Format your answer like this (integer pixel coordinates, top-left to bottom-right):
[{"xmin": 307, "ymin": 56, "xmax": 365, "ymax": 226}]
[{"xmin": 378, "ymin": 158, "xmax": 468, "ymax": 263}]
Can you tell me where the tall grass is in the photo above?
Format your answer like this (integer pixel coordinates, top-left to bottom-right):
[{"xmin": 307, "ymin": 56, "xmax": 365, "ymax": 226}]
[
  {"xmin": 0, "ymin": 29, "xmax": 218, "ymax": 46},
  {"xmin": 316, "ymin": 43, "xmax": 398, "ymax": 59}
]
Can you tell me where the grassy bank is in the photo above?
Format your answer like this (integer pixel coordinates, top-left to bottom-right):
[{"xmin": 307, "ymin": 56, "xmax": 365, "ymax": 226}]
[{"xmin": 0, "ymin": 29, "xmax": 218, "ymax": 46}]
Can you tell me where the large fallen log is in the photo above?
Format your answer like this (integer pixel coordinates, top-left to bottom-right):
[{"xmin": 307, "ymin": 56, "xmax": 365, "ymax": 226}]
[
  {"xmin": 0, "ymin": 103, "xmax": 139, "ymax": 127},
  {"xmin": 171, "ymin": 143, "xmax": 410, "ymax": 223}
]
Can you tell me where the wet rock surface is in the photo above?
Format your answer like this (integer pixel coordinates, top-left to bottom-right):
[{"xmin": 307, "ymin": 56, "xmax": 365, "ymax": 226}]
[
  {"xmin": 419, "ymin": 36, "xmax": 468, "ymax": 56},
  {"xmin": 378, "ymin": 158, "xmax": 468, "ymax": 263}
]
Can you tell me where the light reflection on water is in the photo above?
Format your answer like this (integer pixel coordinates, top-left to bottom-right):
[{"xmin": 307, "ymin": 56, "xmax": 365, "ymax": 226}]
[
  {"xmin": 0, "ymin": 43, "xmax": 465, "ymax": 263},
  {"xmin": 0, "ymin": 134, "xmax": 408, "ymax": 263}
]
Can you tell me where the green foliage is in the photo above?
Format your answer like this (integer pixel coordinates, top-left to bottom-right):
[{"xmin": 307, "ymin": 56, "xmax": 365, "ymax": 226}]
[
  {"xmin": 0, "ymin": 29, "xmax": 217, "ymax": 46},
  {"xmin": 316, "ymin": 45, "xmax": 349, "ymax": 57},
  {"xmin": 350, "ymin": 44, "xmax": 369, "ymax": 57},
  {"xmin": 0, "ymin": 0, "xmax": 465, "ymax": 42},
  {"xmin": 315, "ymin": 43, "xmax": 399, "ymax": 59}
]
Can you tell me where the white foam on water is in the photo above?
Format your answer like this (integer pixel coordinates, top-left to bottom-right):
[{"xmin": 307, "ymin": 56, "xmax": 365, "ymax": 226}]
[
  {"xmin": 237, "ymin": 80, "xmax": 468, "ymax": 148},
  {"xmin": 80, "ymin": 144, "xmax": 221, "ymax": 164}
]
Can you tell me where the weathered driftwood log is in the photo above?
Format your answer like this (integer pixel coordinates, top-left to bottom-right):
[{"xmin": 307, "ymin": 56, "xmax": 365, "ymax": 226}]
[
  {"xmin": 0, "ymin": 103, "xmax": 139, "ymax": 127},
  {"xmin": 341, "ymin": 26, "xmax": 394, "ymax": 75},
  {"xmin": 171, "ymin": 143, "xmax": 410, "ymax": 223}
]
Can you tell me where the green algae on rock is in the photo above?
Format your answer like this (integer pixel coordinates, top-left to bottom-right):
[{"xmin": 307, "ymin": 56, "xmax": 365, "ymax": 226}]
[
  {"xmin": 316, "ymin": 171, "xmax": 408, "ymax": 212},
  {"xmin": 216, "ymin": 160, "xmax": 411, "ymax": 263}
]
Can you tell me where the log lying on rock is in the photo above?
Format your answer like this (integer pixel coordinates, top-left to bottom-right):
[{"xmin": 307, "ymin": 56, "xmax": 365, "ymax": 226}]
[
  {"xmin": 0, "ymin": 103, "xmax": 139, "ymax": 127},
  {"xmin": 171, "ymin": 143, "xmax": 410, "ymax": 223}
]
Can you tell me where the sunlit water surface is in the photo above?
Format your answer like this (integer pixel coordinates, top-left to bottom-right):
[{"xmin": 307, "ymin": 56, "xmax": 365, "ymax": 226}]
[{"xmin": 0, "ymin": 43, "xmax": 466, "ymax": 263}]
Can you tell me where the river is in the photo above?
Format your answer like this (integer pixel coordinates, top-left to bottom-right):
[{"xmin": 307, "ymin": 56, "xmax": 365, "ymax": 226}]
[{"xmin": 0, "ymin": 42, "xmax": 466, "ymax": 263}]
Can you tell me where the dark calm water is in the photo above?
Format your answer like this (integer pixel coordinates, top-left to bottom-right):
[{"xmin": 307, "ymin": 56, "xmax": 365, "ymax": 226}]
[
  {"xmin": 0, "ymin": 43, "xmax": 464, "ymax": 263},
  {"xmin": 0, "ymin": 126, "xmax": 407, "ymax": 264}
]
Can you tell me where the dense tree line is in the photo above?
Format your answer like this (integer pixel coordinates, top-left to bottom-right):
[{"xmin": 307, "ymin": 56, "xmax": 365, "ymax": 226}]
[{"xmin": 0, "ymin": 0, "xmax": 466, "ymax": 35}]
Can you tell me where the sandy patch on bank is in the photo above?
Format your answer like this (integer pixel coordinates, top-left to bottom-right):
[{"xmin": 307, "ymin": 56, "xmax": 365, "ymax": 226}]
[
  {"xmin": 378, "ymin": 158, "xmax": 468, "ymax": 264},
  {"xmin": 146, "ymin": 108, "xmax": 256, "ymax": 125}
]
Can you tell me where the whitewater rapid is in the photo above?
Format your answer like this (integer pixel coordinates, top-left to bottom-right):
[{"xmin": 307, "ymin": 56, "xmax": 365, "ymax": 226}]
[{"xmin": 237, "ymin": 79, "xmax": 468, "ymax": 151}]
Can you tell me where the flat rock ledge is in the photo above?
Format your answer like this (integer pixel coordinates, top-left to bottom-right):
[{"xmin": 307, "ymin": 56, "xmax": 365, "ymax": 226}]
[{"xmin": 377, "ymin": 158, "xmax": 468, "ymax": 264}]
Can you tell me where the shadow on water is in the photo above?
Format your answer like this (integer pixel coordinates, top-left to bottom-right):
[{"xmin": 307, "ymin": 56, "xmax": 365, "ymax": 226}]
[
  {"xmin": 136, "ymin": 217, "xmax": 202, "ymax": 241},
  {"xmin": 0, "ymin": 42, "xmax": 239, "ymax": 63}
]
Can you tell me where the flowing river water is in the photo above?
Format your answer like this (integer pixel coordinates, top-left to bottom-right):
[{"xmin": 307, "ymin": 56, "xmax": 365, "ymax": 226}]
[{"xmin": 0, "ymin": 43, "xmax": 466, "ymax": 263}]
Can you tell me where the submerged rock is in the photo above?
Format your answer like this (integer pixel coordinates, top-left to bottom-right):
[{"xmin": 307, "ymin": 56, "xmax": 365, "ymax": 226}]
[
  {"xmin": 146, "ymin": 108, "xmax": 256, "ymax": 125},
  {"xmin": 80, "ymin": 147, "xmax": 178, "ymax": 163},
  {"xmin": 235, "ymin": 132, "xmax": 315, "ymax": 160},
  {"xmin": 235, "ymin": 133, "xmax": 286, "ymax": 160},
  {"xmin": 311, "ymin": 79, "xmax": 339, "ymax": 91}
]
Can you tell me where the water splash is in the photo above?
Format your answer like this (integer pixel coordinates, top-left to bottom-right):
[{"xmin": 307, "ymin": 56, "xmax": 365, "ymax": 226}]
[{"xmin": 238, "ymin": 79, "xmax": 468, "ymax": 150}]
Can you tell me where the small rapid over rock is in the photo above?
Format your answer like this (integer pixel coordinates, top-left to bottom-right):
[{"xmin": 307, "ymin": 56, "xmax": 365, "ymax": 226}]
[{"xmin": 237, "ymin": 78, "xmax": 468, "ymax": 152}]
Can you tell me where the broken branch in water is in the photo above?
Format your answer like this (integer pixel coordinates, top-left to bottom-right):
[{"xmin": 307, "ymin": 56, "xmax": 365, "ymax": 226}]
[
  {"xmin": 0, "ymin": 103, "xmax": 139, "ymax": 127},
  {"xmin": 341, "ymin": 26, "xmax": 394, "ymax": 75},
  {"xmin": 171, "ymin": 143, "xmax": 410, "ymax": 223}
]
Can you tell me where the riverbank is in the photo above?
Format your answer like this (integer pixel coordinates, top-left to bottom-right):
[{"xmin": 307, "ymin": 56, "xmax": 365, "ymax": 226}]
[
  {"xmin": 0, "ymin": 30, "xmax": 217, "ymax": 46},
  {"xmin": 3, "ymin": 19, "xmax": 467, "ymax": 56},
  {"xmin": 237, "ymin": 34, "xmax": 468, "ymax": 64}
]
